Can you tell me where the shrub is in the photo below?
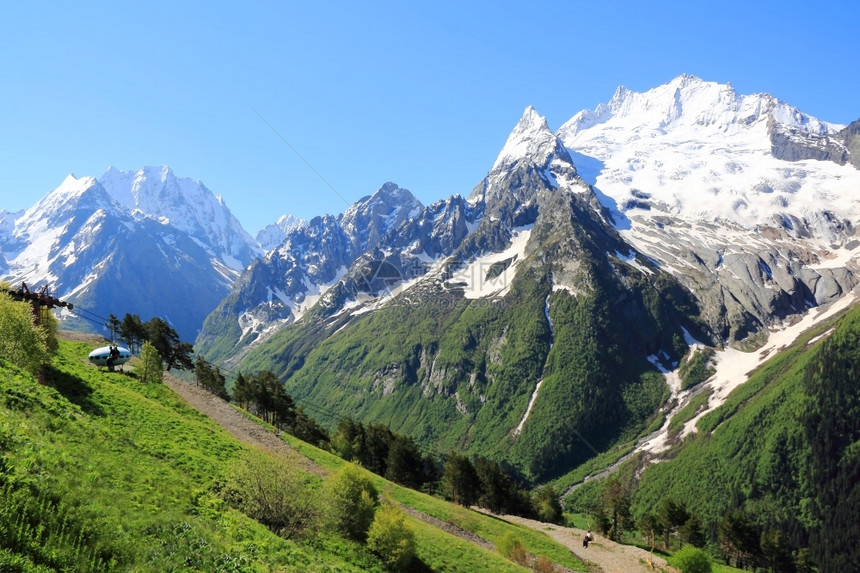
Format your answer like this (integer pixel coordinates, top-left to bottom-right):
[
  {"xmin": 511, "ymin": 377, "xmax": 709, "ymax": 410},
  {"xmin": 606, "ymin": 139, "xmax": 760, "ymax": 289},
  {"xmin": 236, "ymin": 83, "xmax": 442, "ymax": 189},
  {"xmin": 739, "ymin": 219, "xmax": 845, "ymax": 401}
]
[
  {"xmin": 670, "ymin": 545, "xmax": 711, "ymax": 573},
  {"xmin": 366, "ymin": 501, "xmax": 416, "ymax": 571},
  {"xmin": 323, "ymin": 463, "xmax": 378, "ymax": 541},
  {"xmin": 533, "ymin": 484, "xmax": 564, "ymax": 524},
  {"xmin": 496, "ymin": 531, "xmax": 527, "ymax": 565},
  {"xmin": 220, "ymin": 450, "xmax": 320, "ymax": 538},
  {"xmin": 0, "ymin": 293, "xmax": 50, "ymax": 376},
  {"xmin": 533, "ymin": 555, "xmax": 558, "ymax": 573},
  {"xmin": 139, "ymin": 341, "xmax": 163, "ymax": 383}
]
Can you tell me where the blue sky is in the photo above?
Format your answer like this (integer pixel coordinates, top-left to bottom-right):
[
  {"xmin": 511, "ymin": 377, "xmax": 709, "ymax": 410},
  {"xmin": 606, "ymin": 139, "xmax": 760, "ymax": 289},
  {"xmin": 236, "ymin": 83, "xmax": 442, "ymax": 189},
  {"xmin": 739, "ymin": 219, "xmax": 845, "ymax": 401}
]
[{"xmin": 2, "ymin": 0, "xmax": 858, "ymax": 234}]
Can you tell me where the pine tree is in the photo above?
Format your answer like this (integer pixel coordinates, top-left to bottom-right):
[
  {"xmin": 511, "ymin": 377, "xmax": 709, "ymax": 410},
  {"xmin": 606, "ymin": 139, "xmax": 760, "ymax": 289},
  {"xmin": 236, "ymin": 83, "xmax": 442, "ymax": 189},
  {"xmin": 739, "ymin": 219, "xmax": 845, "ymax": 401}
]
[{"xmin": 442, "ymin": 452, "xmax": 480, "ymax": 507}]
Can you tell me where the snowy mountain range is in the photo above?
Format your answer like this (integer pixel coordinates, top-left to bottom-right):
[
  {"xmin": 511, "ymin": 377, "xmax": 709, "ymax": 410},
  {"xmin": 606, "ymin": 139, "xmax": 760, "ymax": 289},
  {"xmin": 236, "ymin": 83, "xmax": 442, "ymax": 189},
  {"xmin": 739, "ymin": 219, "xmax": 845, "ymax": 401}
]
[
  {"xmin": 3, "ymin": 76, "xmax": 860, "ymax": 474},
  {"xmin": 198, "ymin": 74, "xmax": 860, "ymax": 363},
  {"xmin": 192, "ymin": 74, "xmax": 860, "ymax": 480},
  {"xmin": 0, "ymin": 166, "xmax": 262, "ymax": 339}
]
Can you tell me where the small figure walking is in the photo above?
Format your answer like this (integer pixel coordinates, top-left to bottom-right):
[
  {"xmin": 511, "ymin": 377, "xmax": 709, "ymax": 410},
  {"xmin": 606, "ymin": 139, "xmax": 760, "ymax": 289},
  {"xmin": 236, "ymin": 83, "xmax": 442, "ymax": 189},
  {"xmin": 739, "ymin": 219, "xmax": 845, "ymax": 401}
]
[{"xmin": 582, "ymin": 529, "xmax": 594, "ymax": 548}]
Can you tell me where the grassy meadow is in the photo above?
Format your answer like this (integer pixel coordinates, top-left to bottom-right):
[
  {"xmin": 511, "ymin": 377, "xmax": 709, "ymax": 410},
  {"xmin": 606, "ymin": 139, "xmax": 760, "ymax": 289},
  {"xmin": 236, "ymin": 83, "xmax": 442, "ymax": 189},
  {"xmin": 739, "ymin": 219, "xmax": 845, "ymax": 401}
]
[{"xmin": 0, "ymin": 337, "xmax": 587, "ymax": 572}]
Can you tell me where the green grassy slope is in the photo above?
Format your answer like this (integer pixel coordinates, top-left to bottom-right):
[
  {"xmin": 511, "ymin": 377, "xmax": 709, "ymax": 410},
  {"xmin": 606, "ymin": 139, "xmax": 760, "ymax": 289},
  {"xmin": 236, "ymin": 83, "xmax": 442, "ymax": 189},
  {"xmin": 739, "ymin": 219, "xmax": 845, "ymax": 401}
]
[
  {"xmin": 0, "ymin": 338, "xmax": 585, "ymax": 572},
  {"xmin": 564, "ymin": 302, "xmax": 860, "ymax": 570}
]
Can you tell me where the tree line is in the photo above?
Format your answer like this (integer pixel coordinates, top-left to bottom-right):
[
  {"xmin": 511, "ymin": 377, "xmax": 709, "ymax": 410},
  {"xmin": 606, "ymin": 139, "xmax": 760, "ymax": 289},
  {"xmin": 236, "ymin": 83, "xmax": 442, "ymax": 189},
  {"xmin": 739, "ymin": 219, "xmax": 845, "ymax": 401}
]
[
  {"xmin": 189, "ymin": 354, "xmax": 565, "ymax": 524},
  {"xmin": 584, "ymin": 476, "xmax": 815, "ymax": 572},
  {"xmin": 108, "ymin": 313, "xmax": 193, "ymax": 372}
]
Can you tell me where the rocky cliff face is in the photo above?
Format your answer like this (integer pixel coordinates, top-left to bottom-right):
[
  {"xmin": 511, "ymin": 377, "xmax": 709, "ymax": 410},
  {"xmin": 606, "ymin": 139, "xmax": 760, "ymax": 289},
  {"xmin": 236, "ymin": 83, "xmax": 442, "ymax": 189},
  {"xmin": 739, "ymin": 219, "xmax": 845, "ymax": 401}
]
[
  {"xmin": 839, "ymin": 118, "xmax": 860, "ymax": 169},
  {"xmin": 769, "ymin": 116, "xmax": 852, "ymax": 165},
  {"xmin": 196, "ymin": 183, "xmax": 432, "ymax": 357}
]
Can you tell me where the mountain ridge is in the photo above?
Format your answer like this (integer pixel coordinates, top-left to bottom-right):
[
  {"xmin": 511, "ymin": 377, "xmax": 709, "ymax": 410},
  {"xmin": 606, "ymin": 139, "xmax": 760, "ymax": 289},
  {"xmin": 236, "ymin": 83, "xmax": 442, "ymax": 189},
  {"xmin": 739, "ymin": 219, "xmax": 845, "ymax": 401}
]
[
  {"xmin": 193, "ymin": 75, "xmax": 860, "ymax": 484},
  {"xmin": 0, "ymin": 167, "xmax": 261, "ymax": 340}
]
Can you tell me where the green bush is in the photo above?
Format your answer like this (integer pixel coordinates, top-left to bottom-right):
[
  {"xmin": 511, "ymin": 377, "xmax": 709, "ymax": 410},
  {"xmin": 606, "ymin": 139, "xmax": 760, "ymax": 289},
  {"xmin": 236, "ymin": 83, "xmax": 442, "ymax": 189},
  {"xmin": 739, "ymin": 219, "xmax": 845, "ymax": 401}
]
[
  {"xmin": 0, "ymin": 293, "xmax": 50, "ymax": 376},
  {"xmin": 496, "ymin": 531, "xmax": 528, "ymax": 565},
  {"xmin": 220, "ymin": 450, "xmax": 321, "ymax": 538},
  {"xmin": 0, "ymin": 547, "xmax": 56, "ymax": 573},
  {"xmin": 366, "ymin": 501, "xmax": 416, "ymax": 571},
  {"xmin": 324, "ymin": 463, "xmax": 379, "ymax": 541},
  {"xmin": 139, "ymin": 340, "xmax": 164, "ymax": 383},
  {"xmin": 669, "ymin": 545, "xmax": 711, "ymax": 573}
]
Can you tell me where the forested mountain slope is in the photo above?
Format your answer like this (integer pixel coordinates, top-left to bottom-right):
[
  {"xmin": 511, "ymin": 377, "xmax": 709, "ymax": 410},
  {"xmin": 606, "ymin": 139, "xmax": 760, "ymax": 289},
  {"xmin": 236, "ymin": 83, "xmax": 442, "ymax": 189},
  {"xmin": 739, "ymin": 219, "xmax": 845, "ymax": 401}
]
[{"xmin": 565, "ymin": 301, "xmax": 860, "ymax": 572}]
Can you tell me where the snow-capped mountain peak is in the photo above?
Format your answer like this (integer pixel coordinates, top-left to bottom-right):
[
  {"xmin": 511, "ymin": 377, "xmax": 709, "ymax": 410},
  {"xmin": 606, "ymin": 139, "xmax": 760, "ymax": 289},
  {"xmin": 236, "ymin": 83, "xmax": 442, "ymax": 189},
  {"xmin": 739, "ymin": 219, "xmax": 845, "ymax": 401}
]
[
  {"xmin": 341, "ymin": 182, "xmax": 423, "ymax": 251},
  {"xmin": 557, "ymin": 74, "xmax": 857, "ymax": 232},
  {"xmin": 98, "ymin": 166, "xmax": 260, "ymax": 270},
  {"xmin": 256, "ymin": 214, "xmax": 307, "ymax": 252},
  {"xmin": 492, "ymin": 106, "xmax": 571, "ymax": 171}
]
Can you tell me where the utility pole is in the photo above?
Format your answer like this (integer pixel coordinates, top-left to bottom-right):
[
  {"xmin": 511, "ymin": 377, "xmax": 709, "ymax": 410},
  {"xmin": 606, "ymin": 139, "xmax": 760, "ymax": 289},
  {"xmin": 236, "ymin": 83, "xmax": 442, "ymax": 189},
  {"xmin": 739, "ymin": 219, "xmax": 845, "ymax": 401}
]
[{"xmin": 2, "ymin": 282, "xmax": 74, "ymax": 325}]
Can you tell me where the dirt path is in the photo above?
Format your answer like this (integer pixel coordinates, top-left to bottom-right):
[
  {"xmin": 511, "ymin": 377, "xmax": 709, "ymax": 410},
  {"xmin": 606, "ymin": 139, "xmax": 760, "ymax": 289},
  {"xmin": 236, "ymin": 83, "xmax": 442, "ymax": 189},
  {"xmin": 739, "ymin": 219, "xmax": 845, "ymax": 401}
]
[
  {"xmin": 162, "ymin": 371, "xmax": 326, "ymax": 477},
  {"xmin": 489, "ymin": 513, "xmax": 676, "ymax": 573},
  {"xmin": 155, "ymin": 364, "xmax": 668, "ymax": 573}
]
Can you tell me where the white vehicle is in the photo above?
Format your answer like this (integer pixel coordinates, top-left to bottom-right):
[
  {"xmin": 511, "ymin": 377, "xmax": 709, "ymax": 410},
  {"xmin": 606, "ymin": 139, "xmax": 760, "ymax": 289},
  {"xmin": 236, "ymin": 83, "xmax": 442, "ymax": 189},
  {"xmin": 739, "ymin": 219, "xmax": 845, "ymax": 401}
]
[{"xmin": 88, "ymin": 345, "xmax": 132, "ymax": 371}]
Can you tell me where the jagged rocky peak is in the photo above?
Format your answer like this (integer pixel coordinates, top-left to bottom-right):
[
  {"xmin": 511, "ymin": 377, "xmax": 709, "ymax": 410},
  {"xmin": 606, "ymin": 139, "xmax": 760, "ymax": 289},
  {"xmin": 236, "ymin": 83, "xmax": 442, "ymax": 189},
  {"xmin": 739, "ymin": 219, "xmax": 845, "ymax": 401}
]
[
  {"xmin": 98, "ymin": 165, "xmax": 260, "ymax": 270},
  {"xmin": 491, "ymin": 106, "xmax": 572, "ymax": 172},
  {"xmin": 340, "ymin": 182, "xmax": 423, "ymax": 252},
  {"xmin": 469, "ymin": 106, "xmax": 582, "ymax": 230},
  {"xmin": 100, "ymin": 165, "xmax": 204, "ymax": 217},
  {"xmin": 17, "ymin": 174, "xmax": 117, "ymax": 230},
  {"xmin": 256, "ymin": 213, "xmax": 307, "ymax": 252},
  {"xmin": 768, "ymin": 104, "xmax": 854, "ymax": 167}
]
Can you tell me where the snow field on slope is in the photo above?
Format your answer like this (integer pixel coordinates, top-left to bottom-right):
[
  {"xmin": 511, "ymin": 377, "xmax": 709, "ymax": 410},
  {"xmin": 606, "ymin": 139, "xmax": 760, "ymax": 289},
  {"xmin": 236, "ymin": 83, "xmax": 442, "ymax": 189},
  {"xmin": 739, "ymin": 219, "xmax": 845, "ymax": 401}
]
[{"xmin": 640, "ymin": 287, "xmax": 860, "ymax": 455}]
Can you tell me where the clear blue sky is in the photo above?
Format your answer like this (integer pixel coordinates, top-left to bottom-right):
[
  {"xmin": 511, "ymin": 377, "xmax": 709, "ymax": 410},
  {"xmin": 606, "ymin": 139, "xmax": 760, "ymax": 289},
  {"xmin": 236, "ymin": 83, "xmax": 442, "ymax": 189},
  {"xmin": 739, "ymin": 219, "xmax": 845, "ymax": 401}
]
[{"xmin": 2, "ymin": 0, "xmax": 858, "ymax": 234}]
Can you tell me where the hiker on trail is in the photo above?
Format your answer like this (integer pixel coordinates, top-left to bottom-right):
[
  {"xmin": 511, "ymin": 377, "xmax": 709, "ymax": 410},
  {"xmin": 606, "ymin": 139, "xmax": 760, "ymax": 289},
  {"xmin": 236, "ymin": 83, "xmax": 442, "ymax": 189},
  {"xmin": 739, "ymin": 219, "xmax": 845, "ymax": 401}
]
[{"xmin": 582, "ymin": 529, "xmax": 594, "ymax": 548}]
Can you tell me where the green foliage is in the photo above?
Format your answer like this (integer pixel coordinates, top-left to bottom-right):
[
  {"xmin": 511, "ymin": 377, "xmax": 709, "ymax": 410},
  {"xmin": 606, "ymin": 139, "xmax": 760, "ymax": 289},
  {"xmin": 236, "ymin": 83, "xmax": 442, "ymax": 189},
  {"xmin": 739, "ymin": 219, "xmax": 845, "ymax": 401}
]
[
  {"xmin": 801, "ymin": 308, "xmax": 860, "ymax": 572},
  {"xmin": 679, "ymin": 513, "xmax": 706, "ymax": 548},
  {"xmin": 667, "ymin": 388, "xmax": 713, "ymax": 437},
  {"xmin": 41, "ymin": 307, "xmax": 60, "ymax": 353},
  {"xmin": 0, "ymin": 339, "xmax": 349, "ymax": 571},
  {"xmin": 194, "ymin": 355, "xmax": 230, "ymax": 400},
  {"xmin": 638, "ymin": 512, "xmax": 663, "ymax": 550},
  {"xmin": 279, "ymin": 432, "xmax": 588, "ymax": 571},
  {"xmin": 324, "ymin": 464, "xmax": 379, "ymax": 541},
  {"xmin": 228, "ymin": 241, "xmax": 694, "ymax": 484},
  {"xmin": 600, "ymin": 477, "xmax": 634, "ymax": 541},
  {"xmin": 0, "ymin": 293, "xmax": 50, "ymax": 376},
  {"xmin": 628, "ymin": 306, "xmax": 860, "ymax": 571},
  {"xmin": 138, "ymin": 340, "xmax": 164, "ymax": 383},
  {"xmin": 1, "ymin": 336, "xmax": 587, "ymax": 572},
  {"xmin": 678, "ymin": 348, "xmax": 716, "ymax": 390},
  {"xmin": 365, "ymin": 501, "xmax": 416, "ymax": 571},
  {"xmin": 496, "ymin": 531, "xmax": 528, "ymax": 566},
  {"xmin": 658, "ymin": 497, "xmax": 691, "ymax": 549},
  {"xmin": 332, "ymin": 417, "xmax": 426, "ymax": 489},
  {"xmin": 384, "ymin": 434, "xmax": 425, "ymax": 490},
  {"xmin": 119, "ymin": 312, "xmax": 146, "ymax": 354},
  {"xmin": 220, "ymin": 450, "xmax": 322, "ymax": 538},
  {"xmin": 119, "ymin": 313, "xmax": 193, "ymax": 371},
  {"xmin": 442, "ymin": 451, "xmax": 480, "ymax": 507},
  {"xmin": 144, "ymin": 316, "xmax": 194, "ymax": 371},
  {"xmin": 475, "ymin": 456, "xmax": 532, "ymax": 516},
  {"xmin": 669, "ymin": 545, "xmax": 712, "ymax": 573},
  {"xmin": 532, "ymin": 485, "xmax": 563, "ymax": 524},
  {"xmin": 234, "ymin": 370, "xmax": 295, "ymax": 429},
  {"xmin": 0, "ymin": 548, "xmax": 54, "ymax": 573}
]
